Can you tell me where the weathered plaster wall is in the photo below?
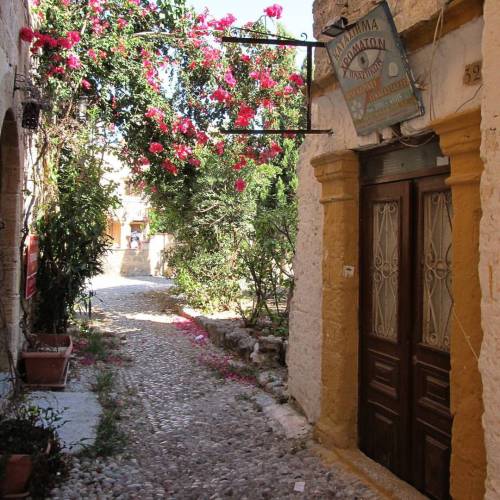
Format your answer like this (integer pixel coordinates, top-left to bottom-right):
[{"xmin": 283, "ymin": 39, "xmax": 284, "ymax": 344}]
[
  {"xmin": 479, "ymin": 1, "xmax": 500, "ymax": 498},
  {"xmin": 288, "ymin": 138, "xmax": 323, "ymax": 422},
  {"xmin": 289, "ymin": 2, "xmax": 483, "ymax": 424},
  {"xmin": 0, "ymin": 0, "xmax": 31, "ymax": 391}
]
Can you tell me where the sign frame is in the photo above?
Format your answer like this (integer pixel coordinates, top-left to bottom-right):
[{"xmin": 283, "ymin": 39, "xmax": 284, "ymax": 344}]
[
  {"xmin": 25, "ymin": 234, "xmax": 39, "ymax": 300},
  {"xmin": 326, "ymin": 1, "xmax": 424, "ymax": 135}
]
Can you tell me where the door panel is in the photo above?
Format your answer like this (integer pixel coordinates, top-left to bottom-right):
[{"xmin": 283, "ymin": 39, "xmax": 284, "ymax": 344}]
[
  {"xmin": 360, "ymin": 175, "xmax": 452, "ymax": 499},
  {"xmin": 360, "ymin": 181, "xmax": 411, "ymax": 480},
  {"xmin": 413, "ymin": 176, "xmax": 452, "ymax": 499}
]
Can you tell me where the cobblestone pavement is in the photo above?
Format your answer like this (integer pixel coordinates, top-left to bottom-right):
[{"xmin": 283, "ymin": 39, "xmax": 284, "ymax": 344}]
[{"xmin": 50, "ymin": 276, "xmax": 379, "ymax": 499}]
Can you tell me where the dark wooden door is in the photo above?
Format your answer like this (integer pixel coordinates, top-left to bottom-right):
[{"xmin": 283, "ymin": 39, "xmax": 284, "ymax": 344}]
[{"xmin": 360, "ymin": 175, "xmax": 452, "ymax": 500}]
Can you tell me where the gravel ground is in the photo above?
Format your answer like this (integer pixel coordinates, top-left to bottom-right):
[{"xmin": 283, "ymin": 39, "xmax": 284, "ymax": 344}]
[{"xmin": 49, "ymin": 276, "xmax": 379, "ymax": 499}]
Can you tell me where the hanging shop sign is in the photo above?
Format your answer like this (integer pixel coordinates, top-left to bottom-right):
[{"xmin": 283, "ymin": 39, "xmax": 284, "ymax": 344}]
[
  {"xmin": 326, "ymin": 1, "xmax": 423, "ymax": 135},
  {"xmin": 25, "ymin": 235, "xmax": 39, "ymax": 300}
]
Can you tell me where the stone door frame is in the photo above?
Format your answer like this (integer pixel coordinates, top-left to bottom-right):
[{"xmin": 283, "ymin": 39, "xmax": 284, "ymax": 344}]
[{"xmin": 312, "ymin": 108, "xmax": 486, "ymax": 499}]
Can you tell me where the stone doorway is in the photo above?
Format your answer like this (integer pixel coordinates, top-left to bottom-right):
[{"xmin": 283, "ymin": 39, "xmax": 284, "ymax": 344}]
[
  {"xmin": 359, "ymin": 142, "xmax": 452, "ymax": 499},
  {"xmin": 313, "ymin": 109, "xmax": 486, "ymax": 499}
]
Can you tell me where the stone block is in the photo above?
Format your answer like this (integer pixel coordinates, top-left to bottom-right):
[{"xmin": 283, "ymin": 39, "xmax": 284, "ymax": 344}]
[
  {"xmin": 224, "ymin": 328, "xmax": 249, "ymax": 351},
  {"xmin": 237, "ymin": 336, "xmax": 257, "ymax": 361}
]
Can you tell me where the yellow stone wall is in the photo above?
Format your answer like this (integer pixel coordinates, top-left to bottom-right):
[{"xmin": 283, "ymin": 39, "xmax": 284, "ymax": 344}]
[{"xmin": 432, "ymin": 109, "xmax": 486, "ymax": 499}]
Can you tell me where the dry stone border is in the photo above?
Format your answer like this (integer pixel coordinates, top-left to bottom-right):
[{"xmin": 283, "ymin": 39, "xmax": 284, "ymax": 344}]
[{"xmin": 178, "ymin": 305, "xmax": 289, "ymax": 403}]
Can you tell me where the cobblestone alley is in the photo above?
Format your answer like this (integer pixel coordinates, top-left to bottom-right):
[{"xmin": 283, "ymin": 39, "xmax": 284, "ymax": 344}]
[{"xmin": 50, "ymin": 276, "xmax": 379, "ymax": 499}]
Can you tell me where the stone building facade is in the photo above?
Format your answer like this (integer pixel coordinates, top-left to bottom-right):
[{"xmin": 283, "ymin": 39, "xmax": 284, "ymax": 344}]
[
  {"xmin": 0, "ymin": 0, "xmax": 32, "ymax": 396},
  {"xmin": 102, "ymin": 155, "xmax": 174, "ymax": 277},
  {"xmin": 288, "ymin": 0, "xmax": 499, "ymax": 498}
]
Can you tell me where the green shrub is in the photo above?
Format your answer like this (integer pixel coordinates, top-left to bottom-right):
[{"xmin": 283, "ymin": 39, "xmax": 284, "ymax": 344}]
[{"xmin": 35, "ymin": 127, "xmax": 119, "ymax": 333}]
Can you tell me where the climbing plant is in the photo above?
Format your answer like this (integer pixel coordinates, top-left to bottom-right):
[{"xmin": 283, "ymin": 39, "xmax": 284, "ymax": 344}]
[{"xmin": 35, "ymin": 122, "xmax": 119, "ymax": 332}]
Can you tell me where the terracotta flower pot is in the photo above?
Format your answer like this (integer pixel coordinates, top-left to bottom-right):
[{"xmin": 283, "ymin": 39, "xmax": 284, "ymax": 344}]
[
  {"xmin": 0, "ymin": 443, "xmax": 51, "ymax": 498},
  {"xmin": 0, "ymin": 453, "xmax": 32, "ymax": 498},
  {"xmin": 21, "ymin": 334, "xmax": 73, "ymax": 388}
]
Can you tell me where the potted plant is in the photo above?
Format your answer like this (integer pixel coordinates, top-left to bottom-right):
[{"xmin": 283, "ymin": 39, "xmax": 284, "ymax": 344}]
[
  {"xmin": 21, "ymin": 334, "xmax": 73, "ymax": 388},
  {"xmin": 0, "ymin": 405, "xmax": 66, "ymax": 498}
]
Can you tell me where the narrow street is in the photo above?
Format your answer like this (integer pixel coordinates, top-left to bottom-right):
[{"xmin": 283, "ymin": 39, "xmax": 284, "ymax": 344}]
[{"xmin": 50, "ymin": 276, "xmax": 379, "ymax": 499}]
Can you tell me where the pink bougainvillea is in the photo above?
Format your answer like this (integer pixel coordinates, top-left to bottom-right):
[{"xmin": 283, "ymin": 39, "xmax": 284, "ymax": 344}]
[
  {"xmin": 209, "ymin": 13, "xmax": 236, "ymax": 31},
  {"xmin": 66, "ymin": 53, "xmax": 81, "ymax": 69},
  {"xmin": 234, "ymin": 104, "xmax": 255, "ymax": 127},
  {"xmin": 19, "ymin": 27, "xmax": 35, "ymax": 43},
  {"xmin": 162, "ymin": 159, "xmax": 178, "ymax": 175},
  {"xmin": 196, "ymin": 131, "xmax": 210, "ymax": 145},
  {"xmin": 173, "ymin": 143, "xmax": 192, "ymax": 161},
  {"xmin": 264, "ymin": 4, "xmax": 283, "ymax": 19},
  {"xmin": 144, "ymin": 106, "xmax": 165, "ymax": 121},
  {"xmin": 29, "ymin": 1, "xmax": 303, "ymax": 193},
  {"xmin": 232, "ymin": 157, "xmax": 247, "ymax": 171},
  {"xmin": 289, "ymin": 73, "xmax": 305, "ymax": 86},
  {"xmin": 173, "ymin": 117, "xmax": 196, "ymax": 136},
  {"xmin": 211, "ymin": 87, "xmax": 231, "ymax": 104},
  {"xmin": 224, "ymin": 69, "xmax": 237, "ymax": 88},
  {"xmin": 149, "ymin": 142, "xmax": 164, "ymax": 154},
  {"xmin": 234, "ymin": 178, "xmax": 246, "ymax": 192},
  {"xmin": 188, "ymin": 157, "xmax": 201, "ymax": 167},
  {"xmin": 215, "ymin": 140, "xmax": 225, "ymax": 156}
]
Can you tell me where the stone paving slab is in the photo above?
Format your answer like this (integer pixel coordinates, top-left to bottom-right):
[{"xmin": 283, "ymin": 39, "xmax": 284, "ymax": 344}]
[
  {"xmin": 49, "ymin": 275, "xmax": 380, "ymax": 499},
  {"xmin": 28, "ymin": 390, "xmax": 101, "ymax": 453}
]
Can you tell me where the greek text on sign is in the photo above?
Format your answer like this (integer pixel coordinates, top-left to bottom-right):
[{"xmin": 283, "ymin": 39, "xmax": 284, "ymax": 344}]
[{"xmin": 326, "ymin": 1, "xmax": 424, "ymax": 135}]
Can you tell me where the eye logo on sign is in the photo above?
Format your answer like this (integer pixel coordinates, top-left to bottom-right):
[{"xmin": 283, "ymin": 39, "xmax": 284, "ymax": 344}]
[
  {"xmin": 326, "ymin": 1, "xmax": 423, "ymax": 135},
  {"xmin": 339, "ymin": 32, "xmax": 386, "ymax": 78}
]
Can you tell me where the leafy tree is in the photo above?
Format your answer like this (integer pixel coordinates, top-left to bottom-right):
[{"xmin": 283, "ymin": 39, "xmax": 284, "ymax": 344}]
[{"xmin": 24, "ymin": 0, "xmax": 305, "ymax": 328}]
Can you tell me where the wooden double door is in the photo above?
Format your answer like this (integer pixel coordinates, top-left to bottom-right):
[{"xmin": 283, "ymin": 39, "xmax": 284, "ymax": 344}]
[{"xmin": 360, "ymin": 174, "xmax": 452, "ymax": 500}]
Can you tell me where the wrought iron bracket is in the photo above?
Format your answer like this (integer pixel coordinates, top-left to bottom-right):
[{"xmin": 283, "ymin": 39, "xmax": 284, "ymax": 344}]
[
  {"xmin": 14, "ymin": 70, "xmax": 40, "ymax": 99},
  {"xmin": 13, "ymin": 69, "xmax": 51, "ymax": 130},
  {"xmin": 220, "ymin": 32, "xmax": 332, "ymax": 136}
]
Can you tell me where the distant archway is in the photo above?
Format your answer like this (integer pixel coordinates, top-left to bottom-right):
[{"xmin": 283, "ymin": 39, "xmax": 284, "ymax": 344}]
[{"xmin": 0, "ymin": 109, "xmax": 23, "ymax": 373}]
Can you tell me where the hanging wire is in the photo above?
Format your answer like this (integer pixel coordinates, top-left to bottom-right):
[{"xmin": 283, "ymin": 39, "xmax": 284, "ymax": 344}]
[
  {"xmin": 452, "ymin": 306, "xmax": 479, "ymax": 362},
  {"xmin": 428, "ymin": 5, "xmax": 445, "ymax": 122}
]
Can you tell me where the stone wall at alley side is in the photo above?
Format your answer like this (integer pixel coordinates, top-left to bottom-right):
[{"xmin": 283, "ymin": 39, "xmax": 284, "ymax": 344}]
[
  {"xmin": 0, "ymin": 0, "xmax": 31, "ymax": 388},
  {"xmin": 479, "ymin": 1, "xmax": 500, "ymax": 498}
]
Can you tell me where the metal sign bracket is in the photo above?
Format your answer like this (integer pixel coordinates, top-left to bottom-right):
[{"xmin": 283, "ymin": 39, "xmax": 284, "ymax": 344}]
[{"xmin": 220, "ymin": 30, "xmax": 332, "ymax": 135}]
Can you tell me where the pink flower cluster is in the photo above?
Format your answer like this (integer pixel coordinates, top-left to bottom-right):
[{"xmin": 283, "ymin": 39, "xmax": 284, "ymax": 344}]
[
  {"xmin": 208, "ymin": 13, "xmax": 236, "ymax": 32},
  {"xmin": 173, "ymin": 117, "xmax": 196, "ymax": 136},
  {"xmin": 200, "ymin": 46, "xmax": 221, "ymax": 68},
  {"xmin": 162, "ymin": 159, "xmax": 178, "ymax": 175},
  {"xmin": 232, "ymin": 157, "xmax": 247, "ymax": 171},
  {"xmin": 224, "ymin": 69, "xmax": 237, "ymax": 88},
  {"xmin": 258, "ymin": 141, "xmax": 283, "ymax": 163},
  {"xmin": 250, "ymin": 69, "xmax": 277, "ymax": 89},
  {"xmin": 234, "ymin": 178, "xmax": 246, "ymax": 193},
  {"xmin": 234, "ymin": 104, "xmax": 255, "ymax": 128},
  {"xmin": 211, "ymin": 87, "xmax": 231, "ymax": 104},
  {"xmin": 264, "ymin": 4, "xmax": 283, "ymax": 19},
  {"xmin": 289, "ymin": 73, "xmax": 305, "ymax": 86}
]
